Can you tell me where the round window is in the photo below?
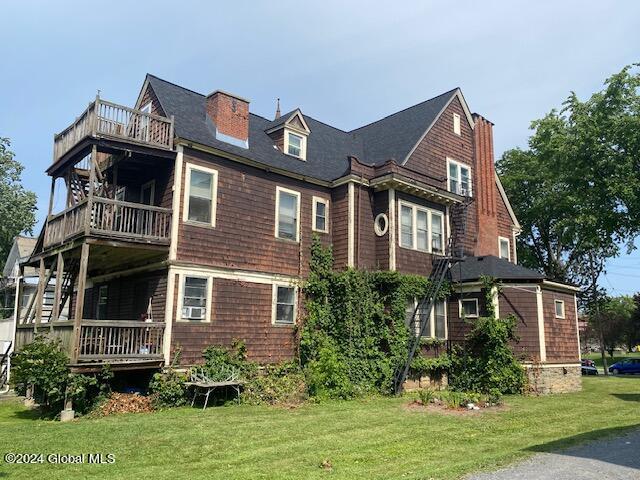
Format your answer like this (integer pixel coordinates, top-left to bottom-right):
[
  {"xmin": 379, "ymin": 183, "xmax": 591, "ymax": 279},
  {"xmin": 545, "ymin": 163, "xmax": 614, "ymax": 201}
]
[{"xmin": 374, "ymin": 213, "xmax": 389, "ymax": 236}]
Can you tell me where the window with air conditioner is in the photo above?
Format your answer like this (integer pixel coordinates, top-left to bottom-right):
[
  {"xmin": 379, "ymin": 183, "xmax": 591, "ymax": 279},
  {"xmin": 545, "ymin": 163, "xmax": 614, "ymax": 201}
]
[
  {"xmin": 447, "ymin": 158, "xmax": 472, "ymax": 196},
  {"xmin": 181, "ymin": 276, "xmax": 209, "ymax": 321}
]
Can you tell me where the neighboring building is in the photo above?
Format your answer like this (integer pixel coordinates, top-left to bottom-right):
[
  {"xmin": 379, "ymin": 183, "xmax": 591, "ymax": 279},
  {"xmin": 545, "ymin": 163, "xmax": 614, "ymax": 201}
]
[{"xmin": 15, "ymin": 75, "xmax": 581, "ymax": 394}]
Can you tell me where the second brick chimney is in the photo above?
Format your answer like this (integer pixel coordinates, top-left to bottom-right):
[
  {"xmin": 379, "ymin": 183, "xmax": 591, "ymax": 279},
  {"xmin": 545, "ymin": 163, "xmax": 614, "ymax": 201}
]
[
  {"xmin": 206, "ymin": 90, "xmax": 250, "ymax": 148},
  {"xmin": 473, "ymin": 113, "xmax": 499, "ymax": 257}
]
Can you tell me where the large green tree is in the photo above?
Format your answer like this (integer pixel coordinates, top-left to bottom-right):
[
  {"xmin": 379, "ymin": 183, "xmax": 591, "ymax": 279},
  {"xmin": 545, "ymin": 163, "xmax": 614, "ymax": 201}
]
[
  {"xmin": 590, "ymin": 295, "xmax": 636, "ymax": 356},
  {"xmin": 497, "ymin": 65, "xmax": 640, "ymax": 293},
  {"xmin": 0, "ymin": 137, "xmax": 37, "ymax": 266}
]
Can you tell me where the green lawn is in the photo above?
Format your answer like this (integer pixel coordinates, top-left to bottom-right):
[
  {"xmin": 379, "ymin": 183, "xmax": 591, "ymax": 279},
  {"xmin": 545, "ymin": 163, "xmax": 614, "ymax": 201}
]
[
  {"xmin": 0, "ymin": 377, "xmax": 639, "ymax": 480},
  {"xmin": 584, "ymin": 351, "xmax": 640, "ymax": 369}
]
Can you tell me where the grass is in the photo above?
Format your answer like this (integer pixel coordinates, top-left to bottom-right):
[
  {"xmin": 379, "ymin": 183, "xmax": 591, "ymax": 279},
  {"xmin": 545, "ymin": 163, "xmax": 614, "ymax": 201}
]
[
  {"xmin": 584, "ymin": 351, "xmax": 640, "ymax": 369},
  {"xmin": 0, "ymin": 377, "xmax": 639, "ymax": 480}
]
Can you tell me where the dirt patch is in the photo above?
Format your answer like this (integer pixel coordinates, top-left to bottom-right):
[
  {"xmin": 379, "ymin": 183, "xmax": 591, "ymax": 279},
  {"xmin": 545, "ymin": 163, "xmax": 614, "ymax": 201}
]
[{"xmin": 404, "ymin": 400, "xmax": 509, "ymax": 416}]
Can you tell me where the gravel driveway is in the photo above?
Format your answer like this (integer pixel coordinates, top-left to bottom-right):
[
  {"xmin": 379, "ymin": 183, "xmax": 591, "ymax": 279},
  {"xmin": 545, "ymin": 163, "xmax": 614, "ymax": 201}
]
[{"xmin": 467, "ymin": 428, "xmax": 640, "ymax": 480}]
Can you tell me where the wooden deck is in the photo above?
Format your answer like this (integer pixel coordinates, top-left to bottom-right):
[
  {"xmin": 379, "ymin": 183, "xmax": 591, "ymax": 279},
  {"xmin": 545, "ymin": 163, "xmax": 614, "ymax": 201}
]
[
  {"xmin": 43, "ymin": 197, "xmax": 172, "ymax": 248},
  {"xmin": 15, "ymin": 320, "xmax": 165, "ymax": 367},
  {"xmin": 53, "ymin": 96, "xmax": 174, "ymax": 163}
]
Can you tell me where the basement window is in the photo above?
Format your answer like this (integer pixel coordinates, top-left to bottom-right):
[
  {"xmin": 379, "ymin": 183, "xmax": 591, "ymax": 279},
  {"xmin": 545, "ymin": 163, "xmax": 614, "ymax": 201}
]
[
  {"xmin": 554, "ymin": 299, "xmax": 565, "ymax": 319},
  {"xmin": 273, "ymin": 285, "xmax": 296, "ymax": 325}
]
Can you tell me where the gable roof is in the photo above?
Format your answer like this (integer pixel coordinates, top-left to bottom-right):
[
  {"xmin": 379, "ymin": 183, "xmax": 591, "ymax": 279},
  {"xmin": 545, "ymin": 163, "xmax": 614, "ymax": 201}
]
[
  {"xmin": 450, "ymin": 255, "xmax": 545, "ymax": 283},
  {"xmin": 350, "ymin": 88, "xmax": 475, "ymax": 167}
]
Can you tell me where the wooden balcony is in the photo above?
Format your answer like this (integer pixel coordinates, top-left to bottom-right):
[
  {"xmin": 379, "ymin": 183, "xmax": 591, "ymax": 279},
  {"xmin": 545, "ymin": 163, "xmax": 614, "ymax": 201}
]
[
  {"xmin": 15, "ymin": 320, "xmax": 165, "ymax": 369},
  {"xmin": 53, "ymin": 97, "xmax": 174, "ymax": 163},
  {"xmin": 44, "ymin": 197, "xmax": 172, "ymax": 249}
]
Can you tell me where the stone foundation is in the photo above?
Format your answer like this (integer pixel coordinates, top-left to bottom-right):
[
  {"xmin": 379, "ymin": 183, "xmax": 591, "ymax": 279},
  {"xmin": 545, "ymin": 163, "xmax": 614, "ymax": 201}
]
[
  {"xmin": 403, "ymin": 374, "xmax": 448, "ymax": 391},
  {"xmin": 524, "ymin": 364, "xmax": 582, "ymax": 394}
]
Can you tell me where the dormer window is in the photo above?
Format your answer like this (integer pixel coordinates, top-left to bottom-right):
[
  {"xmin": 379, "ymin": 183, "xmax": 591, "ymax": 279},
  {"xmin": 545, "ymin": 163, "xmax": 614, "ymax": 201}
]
[
  {"xmin": 286, "ymin": 131, "xmax": 304, "ymax": 158},
  {"xmin": 265, "ymin": 109, "xmax": 311, "ymax": 161},
  {"xmin": 284, "ymin": 129, "xmax": 307, "ymax": 160}
]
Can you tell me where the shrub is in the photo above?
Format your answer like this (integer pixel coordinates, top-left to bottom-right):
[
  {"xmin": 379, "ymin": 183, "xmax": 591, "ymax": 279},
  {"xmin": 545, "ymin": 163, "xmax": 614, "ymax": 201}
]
[
  {"xmin": 202, "ymin": 340, "xmax": 257, "ymax": 380},
  {"xmin": 409, "ymin": 353, "xmax": 451, "ymax": 380},
  {"xmin": 149, "ymin": 368, "xmax": 188, "ymax": 408},
  {"xmin": 417, "ymin": 388, "xmax": 436, "ymax": 405},
  {"xmin": 11, "ymin": 335, "xmax": 69, "ymax": 407},
  {"xmin": 242, "ymin": 362, "xmax": 307, "ymax": 406},
  {"xmin": 448, "ymin": 278, "xmax": 526, "ymax": 396}
]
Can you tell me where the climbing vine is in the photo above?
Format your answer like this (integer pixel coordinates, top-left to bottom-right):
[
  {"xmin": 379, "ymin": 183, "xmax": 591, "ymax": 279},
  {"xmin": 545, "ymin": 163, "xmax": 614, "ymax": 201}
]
[{"xmin": 300, "ymin": 237, "xmax": 432, "ymax": 398}]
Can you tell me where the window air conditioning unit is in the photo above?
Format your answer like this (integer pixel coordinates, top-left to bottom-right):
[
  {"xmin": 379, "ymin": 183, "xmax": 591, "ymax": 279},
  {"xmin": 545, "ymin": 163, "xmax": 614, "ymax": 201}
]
[
  {"xmin": 459, "ymin": 187, "xmax": 468, "ymax": 196},
  {"xmin": 183, "ymin": 306, "xmax": 205, "ymax": 320}
]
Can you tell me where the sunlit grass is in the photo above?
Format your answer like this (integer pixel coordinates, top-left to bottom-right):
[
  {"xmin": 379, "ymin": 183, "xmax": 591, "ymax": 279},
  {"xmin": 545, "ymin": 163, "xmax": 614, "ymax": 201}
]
[{"xmin": 0, "ymin": 377, "xmax": 638, "ymax": 480}]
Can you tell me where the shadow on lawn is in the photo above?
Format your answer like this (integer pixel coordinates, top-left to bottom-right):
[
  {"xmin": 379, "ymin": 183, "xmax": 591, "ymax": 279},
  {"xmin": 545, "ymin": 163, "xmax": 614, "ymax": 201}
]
[
  {"xmin": 611, "ymin": 393, "xmax": 640, "ymax": 403},
  {"xmin": 526, "ymin": 424, "xmax": 640, "ymax": 471}
]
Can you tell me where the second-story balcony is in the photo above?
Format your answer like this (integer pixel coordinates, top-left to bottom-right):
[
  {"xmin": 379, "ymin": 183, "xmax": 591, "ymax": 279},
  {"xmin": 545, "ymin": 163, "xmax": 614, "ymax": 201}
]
[
  {"xmin": 43, "ymin": 197, "xmax": 172, "ymax": 249},
  {"xmin": 53, "ymin": 96, "xmax": 174, "ymax": 164}
]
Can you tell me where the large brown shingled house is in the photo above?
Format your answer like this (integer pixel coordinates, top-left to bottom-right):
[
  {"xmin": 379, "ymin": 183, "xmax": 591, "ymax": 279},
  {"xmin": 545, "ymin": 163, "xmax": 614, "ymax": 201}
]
[{"xmin": 15, "ymin": 74, "xmax": 581, "ymax": 394}]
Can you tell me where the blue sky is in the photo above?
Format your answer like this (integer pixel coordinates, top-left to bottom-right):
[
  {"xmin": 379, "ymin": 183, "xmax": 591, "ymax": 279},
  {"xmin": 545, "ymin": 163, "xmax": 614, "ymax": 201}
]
[{"xmin": 0, "ymin": 0, "xmax": 638, "ymax": 295}]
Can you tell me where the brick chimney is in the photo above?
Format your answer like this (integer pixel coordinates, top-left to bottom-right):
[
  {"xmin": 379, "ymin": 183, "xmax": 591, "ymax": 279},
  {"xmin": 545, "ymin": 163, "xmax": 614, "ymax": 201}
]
[
  {"xmin": 473, "ymin": 114, "xmax": 499, "ymax": 257},
  {"xmin": 206, "ymin": 90, "xmax": 250, "ymax": 147}
]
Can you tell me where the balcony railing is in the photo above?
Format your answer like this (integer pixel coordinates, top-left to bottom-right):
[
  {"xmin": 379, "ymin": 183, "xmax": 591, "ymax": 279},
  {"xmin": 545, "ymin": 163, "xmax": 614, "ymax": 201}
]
[
  {"xmin": 53, "ymin": 97, "xmax": 174, "ymax": 162},
  {"xmin": 78, "ymin": 321, "xmax": 165, "ymax": 360},
  {"xmin": 44, "ymin": 198, "xmax": 172, "ymax": 248}
]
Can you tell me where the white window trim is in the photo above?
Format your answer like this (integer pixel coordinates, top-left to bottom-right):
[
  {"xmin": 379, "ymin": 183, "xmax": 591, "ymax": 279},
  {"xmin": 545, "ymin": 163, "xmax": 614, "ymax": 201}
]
[
  {"xmin": 312, "ymin": 196, "xmax": 329, "ymax": 233},
  {"xmin": 453, "ymin": 113, "xmax": 461, "ymax": 136},
  {"xmin": 408, "ymin": 298, "xmax": 448, "ymax": 339},
  {"xmin": 140, "ymin": 102, "xmax": 152, "ymax": 114},
  {"xmin": 182, "ymin": 163, "xmax": 219, "ymax": 228},
  {"xmin": 275, "ymin": 186, "xmax": 301, "ymax": 242},
  {"xmin": 176, "ymin": 273, "xmax": 213, "ymax": 323},
  {"xmin": 446, "ymin": 158, "xmax": 473, "ymax": 197},
  {"xmin": 459, "ymin": 298, "xmax": 479, "ymax": 318},
  {"xmin": 140, "ymin": 179, "xmax": 156, "ymax": 205},
  {"xmin": 284, "ymin": 129, "xmax": 307, "ymax": 160},
  {"xmin": 397, "ymin": 200, "xmax": 447, "ymax": 255},
  {"xmin": 554, "ymin": 299, "xmax": 565, "ymax": 319},
  {"xmin": 271, "ymin": 283, "xmax": 298, "ymax": 326},
  {"xmin": 498, "ymin": 236, "xmax": 511, "ymax": 261}
]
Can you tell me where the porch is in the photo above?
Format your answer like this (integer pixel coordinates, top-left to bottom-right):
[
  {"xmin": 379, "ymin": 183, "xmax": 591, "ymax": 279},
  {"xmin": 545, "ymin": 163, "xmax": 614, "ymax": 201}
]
[{"xmin": 15, "ymin": 320, "xmax": 165, "ymax": 371}]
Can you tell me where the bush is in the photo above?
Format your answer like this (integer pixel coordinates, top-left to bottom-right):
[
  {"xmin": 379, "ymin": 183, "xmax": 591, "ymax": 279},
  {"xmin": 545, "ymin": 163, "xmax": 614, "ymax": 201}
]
[
  {"xmin": 417, "ymin": 388, "xmax": 436, "ymax": 405},
  {"xmin": 11, "ymin": 335, "xmax": 112, "ymax": 415},
  {"xmin": 202, "ymin": 340, "xmax": 257, "ymax": 380},
  {"xmin": 409, "ymin": 353, "xmax": 451, "ymax": 380},
  {"xmin": 242, "ymin": 362, "xmax": 307, "ymax": 406},
  {"xmin": 448, "ymin": 278, "xmax": 526, "ymax": 396},
  {"xmin": 149, "ymin": 368, "xmax": 188, "ymax": 408}
]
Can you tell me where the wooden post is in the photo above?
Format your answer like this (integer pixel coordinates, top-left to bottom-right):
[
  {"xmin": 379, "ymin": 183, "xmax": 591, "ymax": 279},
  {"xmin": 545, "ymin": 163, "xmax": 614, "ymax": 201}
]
[
  {"xmin": 72, "ymin": 243, "xmax": 90, "ymax": 363},
  {"xmin": 47, "ymin": 177, "xmax": 56, "ymax": 219},
  {"xmin": 15, "ymin": 264, "xmax": 24, "ymax": 325},
  {"xmin": 34, "ymin": 258, "xmax": 46, "ymax": 332},
  {"xmin": 86, "ymin": 146, "xmax": 97, "ymax": 235},
  {"xmin": 52, "ymin": 253, "xmax": 64, "ymax": 324}
]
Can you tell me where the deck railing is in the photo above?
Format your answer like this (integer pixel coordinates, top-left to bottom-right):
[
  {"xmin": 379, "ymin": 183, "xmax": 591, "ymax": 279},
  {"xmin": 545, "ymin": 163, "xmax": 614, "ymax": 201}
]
[
  {"xmin": 78, "ymin": 321, "xmax": 165, "ymax": 360},
  {"xmin": 43, "ymin": 198, "xmax": 172, "ymax": 248},
  {"xmin": 53, "ymin": 97, "xmax": 174, "ymax": 162}
]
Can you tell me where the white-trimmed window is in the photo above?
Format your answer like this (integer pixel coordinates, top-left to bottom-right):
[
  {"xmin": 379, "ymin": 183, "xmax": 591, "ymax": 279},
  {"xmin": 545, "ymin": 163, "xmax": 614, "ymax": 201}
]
[
  {"xmin": 96, "ymin": 285, "xmax": 108, "ymax": 320},
  {"xmin": 284, "ymin": 130, "xmax": 307, "ymax": 160},
  {"xmin": 460, "ymin": 298, "xmax": 479, "ymax": 318},
  {"xmin": 398, "ymin": 201, "xmax": 447, "ymax": 254},
  {"xmin": 447, "ymin": 158, "xmax": 472, "ymax": 196},
  {"xmin": 499, "ymin": 236, "xmax": 511, "ymax": 261},
  {"xmin": 181, "ymin": 276, "xmax": 210, "ymax": 322},
  {"xmin": 273, "ymin": 284, "xmax": 296, "ymax": 325},
  {"xmin": 183, "ymin": 164, "xmax": 218, "ymax": 227},
  {"xmin": 554, "ymin": 299, "xmax": 565, "ymax": 319},
  {"xmin": 275, "ymin": 187, "xmax": 301, "ymax": 241},
  {"xmin": 453, "ymin": 113, "xmax": 461, "ymax": 136},
  {"xmin": 312, "ymin": 197, "xmax": 329, "ymax": 233},
  {"xmin": 406, "ymin": 298, "xmax": 447, "ymax": 339}
]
